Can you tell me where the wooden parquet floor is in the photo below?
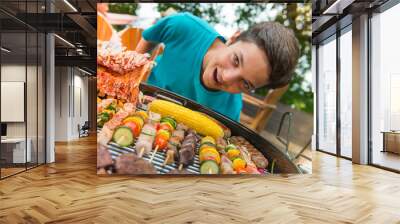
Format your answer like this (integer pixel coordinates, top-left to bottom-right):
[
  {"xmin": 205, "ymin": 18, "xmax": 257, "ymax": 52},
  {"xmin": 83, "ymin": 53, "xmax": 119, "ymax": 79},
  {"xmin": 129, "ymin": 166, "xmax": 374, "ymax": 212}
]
[{"xmin": 1, "ymin": 135, "xmax": 400, "ymax": 224}]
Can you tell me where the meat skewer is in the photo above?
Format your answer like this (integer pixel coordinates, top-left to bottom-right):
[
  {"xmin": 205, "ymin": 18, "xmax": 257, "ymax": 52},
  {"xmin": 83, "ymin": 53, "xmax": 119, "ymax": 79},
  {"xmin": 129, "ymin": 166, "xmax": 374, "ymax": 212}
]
[
  {"xmin": 135, "ymin": 123, "xmax": 157, "ymax": 157},
  {"xmin": 163, "ymin": 130, "xmax": 185, "ymax": 166},
  {"xmin": 220, "ymin": 155, "xmax": 235, "ymax": 174},
  {"xmin": 115, "ymin": 153, "xmax": 157, "ymax": 174},
  {"xmin": 177, "ymin": 130, "xmax": 197, "ymax": 169},
  {"xmin": 216, "ymin": 137, "xmax": 227, "ymax": 153},
  {"xmin": 230, "ymin": 136, "xmax": 269, "ymax": 169},
  {"xmin": 238, "ymin": 146, "xmax": 261, "ymax": 174}
]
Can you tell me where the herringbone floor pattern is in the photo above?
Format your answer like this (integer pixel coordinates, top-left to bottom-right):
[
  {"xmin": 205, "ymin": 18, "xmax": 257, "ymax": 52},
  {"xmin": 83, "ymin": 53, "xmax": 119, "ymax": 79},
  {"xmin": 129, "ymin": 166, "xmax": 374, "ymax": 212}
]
[{"xmin": 1, "ymin": 135, "xmax": 399, "ymax": 224}]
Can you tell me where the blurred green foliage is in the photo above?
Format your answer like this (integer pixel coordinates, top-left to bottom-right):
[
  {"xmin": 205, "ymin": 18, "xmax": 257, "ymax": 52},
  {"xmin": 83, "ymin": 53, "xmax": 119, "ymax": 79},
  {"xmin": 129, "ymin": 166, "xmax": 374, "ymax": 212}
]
[
  {"xmin": 157, "ymin": 3, "xmax": 222, "ymax": 25},
  {"xmin": 108, "ymin": 3, "xmax": 138, "ymax": 15},
  {"xmin": 107, "ymin": 3, "xmax": 139, "ymax": 31}
]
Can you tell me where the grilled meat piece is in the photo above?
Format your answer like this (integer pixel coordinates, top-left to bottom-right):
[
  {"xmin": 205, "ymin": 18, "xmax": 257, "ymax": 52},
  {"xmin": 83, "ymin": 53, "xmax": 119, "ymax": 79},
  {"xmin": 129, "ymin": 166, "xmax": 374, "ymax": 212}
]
[
  {"xmin": 115, "ymin": 153, "xmax": 157, "ymax": 174},
  {"xmin": 230, "ymin": 136, "xmax": 269, "ymax": 169},
  {"xmin": 178, "ymin": 131, "xmax": 197, "ymax": 167},
  {"xmin": 239, "ymin": 146, "xmax": 261, "ymax": 174},
  {"xmin": 216, "ymin": 137, "xmax": 227, "ymax": 153},
  {"xmin": 251, "ymin": 154, "xmax": 268, "ymax": 169},
  {"xmin": 171, "ymin": 130, "xmax": 185, "ymax": 142},
  {"xmin": 176, "ymin": 123, "xmax": 189, "ymax": 131},
  {"xmin": 179, "ymin": 147, "xmax": 195, "ymax": 167},
  {"xmin": 97, "ymin": 48, "xmax": 150, "ymax": 75},
  {"xmin": 167, "ymin": 136, "xmax": 182, "ymax": 149},
  {"xmin": 135, "ymin": 124, "xmax": 157, "ymax": 157},
  {"xmin": 97, "ymin": 45, "xmax": 153, "ymax": 103},
  {"xmin": 148, "ymin": 111, "xmax": 161, "ymax": 124},
  {"xmin": 164, "ymin": 149, "xmax": 176, "ymax": 165},
  {"xmin": 97, "ymin": 144, "xmax": 113, "ymax": 168},
  {"xmin": 220, "ymin": 155, "xmax": 235, "ymax": 174}
]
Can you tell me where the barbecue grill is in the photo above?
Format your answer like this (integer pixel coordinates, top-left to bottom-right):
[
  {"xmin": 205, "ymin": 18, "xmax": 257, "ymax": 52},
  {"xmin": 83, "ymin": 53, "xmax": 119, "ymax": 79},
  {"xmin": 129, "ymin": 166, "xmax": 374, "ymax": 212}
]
[{"xmin": 102, "ymin": 83, "xmax": 301, "ymax": 174}]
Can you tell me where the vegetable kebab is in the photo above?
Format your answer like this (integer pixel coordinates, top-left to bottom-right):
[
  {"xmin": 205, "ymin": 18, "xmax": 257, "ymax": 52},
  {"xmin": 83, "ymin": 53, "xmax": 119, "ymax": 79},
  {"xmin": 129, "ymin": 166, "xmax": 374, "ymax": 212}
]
[
  {"xmin": 111, "ymin": 111, "xmax": 148, "ymax": 147},
  {"xmin": 135, "ymin": 123, "xmax": 157, "ymax": 157},
  {"xmin": 149, "ymin": 117, "xmax": 177, "ymax": 162},
  {"xmin": 199, "ymin": 136, "xmax": 221, "ymax": 174},
  {"xmin": 225, "ymin": 144, "xmax": 247, "ymax": 173}
]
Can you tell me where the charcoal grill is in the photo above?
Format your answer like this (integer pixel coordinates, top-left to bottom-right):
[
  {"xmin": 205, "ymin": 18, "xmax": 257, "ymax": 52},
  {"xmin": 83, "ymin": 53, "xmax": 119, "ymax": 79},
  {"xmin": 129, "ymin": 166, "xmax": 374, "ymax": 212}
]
[{"xmin": 102, "ymin": 83, "xmax": 301, "ymax": 174}]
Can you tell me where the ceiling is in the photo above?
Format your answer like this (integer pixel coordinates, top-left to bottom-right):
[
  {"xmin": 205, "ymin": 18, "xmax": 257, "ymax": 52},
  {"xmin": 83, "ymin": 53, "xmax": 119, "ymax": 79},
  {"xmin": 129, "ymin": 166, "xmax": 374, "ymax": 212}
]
[
  {"xmin": 312, "ymin": 0, "xmax": 390, "ymax": 44},
  {"xmin": 0, "ymin": 0, "xmax": 96, "ymax": 73}
]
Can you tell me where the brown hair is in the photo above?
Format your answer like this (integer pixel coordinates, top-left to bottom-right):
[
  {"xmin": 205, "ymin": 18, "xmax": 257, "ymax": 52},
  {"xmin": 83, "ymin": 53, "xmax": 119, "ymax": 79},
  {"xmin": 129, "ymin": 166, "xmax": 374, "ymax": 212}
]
[{"xmin": 235, "ymin": 22, "xmax": 300, "ymax": 89}]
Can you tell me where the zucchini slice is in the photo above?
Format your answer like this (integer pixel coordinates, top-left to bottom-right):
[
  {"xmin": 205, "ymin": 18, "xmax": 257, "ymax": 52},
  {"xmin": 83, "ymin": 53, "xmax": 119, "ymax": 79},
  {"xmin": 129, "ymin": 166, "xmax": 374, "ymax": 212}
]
[
  {"xmin": 160, "ymin": 117, "xmax": 177, "ymax": 129},
  {"xmin": 200, "ymin": 160, "xmax": 219, "ymax": 174},
  {"xmin": 112, "ymin": 126, "xmax": 134, "ymax": 147}
]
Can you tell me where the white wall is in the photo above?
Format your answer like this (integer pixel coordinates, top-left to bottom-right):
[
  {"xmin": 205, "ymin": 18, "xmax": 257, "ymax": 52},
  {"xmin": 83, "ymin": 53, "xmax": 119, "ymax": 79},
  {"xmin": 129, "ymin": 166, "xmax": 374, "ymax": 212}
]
[
  {"xmin": 1, "ymin": 64, "xmax": 45, "ymax": 163},
  {"xmin": 1, "ymin": 65, "xmax": 35, "ymax": 138},
  {"xmin": 54, "ymin": 66, "xmax": 69, "ymax": 141},
  {"xmin": 54, "ymin": 67, "xmax": 89, "ymax": 141}
]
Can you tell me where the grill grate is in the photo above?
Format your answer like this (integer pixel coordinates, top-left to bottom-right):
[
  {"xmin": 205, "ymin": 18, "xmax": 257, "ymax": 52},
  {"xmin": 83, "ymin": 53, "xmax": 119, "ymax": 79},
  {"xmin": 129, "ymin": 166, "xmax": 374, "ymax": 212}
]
[{"xmin": 106, "ymin": 141, "xmax": 201, "ymax": 174}]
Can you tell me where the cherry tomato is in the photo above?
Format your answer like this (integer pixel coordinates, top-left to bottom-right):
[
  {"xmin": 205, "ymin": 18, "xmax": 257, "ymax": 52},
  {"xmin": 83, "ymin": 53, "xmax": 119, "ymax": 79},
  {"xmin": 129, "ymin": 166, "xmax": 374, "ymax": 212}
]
[
  {"xmin": 124, "ymin": 122, "xmax": 141, "ymax": 138},
  {"xmin": 154, "ymin": 136, "xmax": 168, "ymax": 150},
  {"xmin": 159, "ymin": 123, "xmax": 173, "ymax": 132}
]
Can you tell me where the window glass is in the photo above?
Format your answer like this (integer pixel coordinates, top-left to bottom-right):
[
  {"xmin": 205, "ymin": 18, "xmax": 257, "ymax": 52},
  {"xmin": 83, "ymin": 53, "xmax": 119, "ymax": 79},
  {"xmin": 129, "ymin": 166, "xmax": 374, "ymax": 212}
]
[
  {"xmin": 317, "ymin": 36, "xmax": 337, "ymax": 154},
  {"xmin": 371, "ymin": 3, "xmax": 400, "ymax": 171},
  {"xmin": 339, "ymin": 28, "xmax": 352, "ymax": 158}
]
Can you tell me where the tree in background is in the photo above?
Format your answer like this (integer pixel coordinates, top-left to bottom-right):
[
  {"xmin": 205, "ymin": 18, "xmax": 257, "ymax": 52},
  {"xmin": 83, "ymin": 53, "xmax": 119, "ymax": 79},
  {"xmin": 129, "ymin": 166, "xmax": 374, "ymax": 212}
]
[
  {"xmin": 107, "ymin": 3, "xmax": 139, "ymax": 31},
  {"xmin": 157, "ymin": 3, "xmax": 222, "ymax": 25},
  {"xmin": 108, "ymin": 3, "xmax": 138, "ymax": 15},
  {"xmin": 272, "ymin": 4, "xmax": 312, "ymax": 113}
]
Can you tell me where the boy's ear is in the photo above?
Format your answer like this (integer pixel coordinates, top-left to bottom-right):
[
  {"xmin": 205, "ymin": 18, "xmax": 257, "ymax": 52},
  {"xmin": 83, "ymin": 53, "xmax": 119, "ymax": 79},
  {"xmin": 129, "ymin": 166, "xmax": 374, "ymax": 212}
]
[{"xmin": 226, "ymin": 30, "xmax": 241, "ymax": 45}]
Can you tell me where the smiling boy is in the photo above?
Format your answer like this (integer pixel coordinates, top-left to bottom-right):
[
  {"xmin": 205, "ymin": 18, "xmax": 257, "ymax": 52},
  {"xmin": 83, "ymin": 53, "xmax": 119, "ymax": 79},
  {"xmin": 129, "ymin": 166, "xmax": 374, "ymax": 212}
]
[{"xmin": 136, "ymin": 12, "xmax": 299, "ymax": 121}]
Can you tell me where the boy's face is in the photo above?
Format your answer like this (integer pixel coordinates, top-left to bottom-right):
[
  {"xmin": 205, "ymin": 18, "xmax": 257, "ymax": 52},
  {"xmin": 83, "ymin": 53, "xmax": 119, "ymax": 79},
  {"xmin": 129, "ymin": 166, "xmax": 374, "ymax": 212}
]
[{"xmin": 202, "ymin": 40, "xmax": 271, "ymax": 94}]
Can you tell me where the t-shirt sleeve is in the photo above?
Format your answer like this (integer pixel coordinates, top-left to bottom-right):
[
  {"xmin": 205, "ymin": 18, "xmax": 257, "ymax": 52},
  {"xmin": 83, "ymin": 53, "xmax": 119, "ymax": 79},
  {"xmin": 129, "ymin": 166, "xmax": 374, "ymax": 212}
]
[
  {"xmin": 232, "ymin": 94, "xmax": 243, "ymax": 121},
  {"xmin": 142, "ymin": 13, "xmax": 186, "ymax": 44}
]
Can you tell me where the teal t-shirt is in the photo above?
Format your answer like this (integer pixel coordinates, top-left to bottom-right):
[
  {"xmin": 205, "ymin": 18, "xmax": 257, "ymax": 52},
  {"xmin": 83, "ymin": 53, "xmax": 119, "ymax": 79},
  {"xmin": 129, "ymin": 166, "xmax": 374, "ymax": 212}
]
[{"xmin": 142, "ymin": 12, "xmax": 242, "ymax": 121}]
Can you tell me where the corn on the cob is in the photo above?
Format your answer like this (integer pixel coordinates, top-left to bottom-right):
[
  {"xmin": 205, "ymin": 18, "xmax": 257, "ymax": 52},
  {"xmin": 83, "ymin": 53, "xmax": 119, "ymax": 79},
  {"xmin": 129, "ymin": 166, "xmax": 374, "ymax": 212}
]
[{"xmin": 148, "ymin": 100, "xmax": 224, "ymax": 139}]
